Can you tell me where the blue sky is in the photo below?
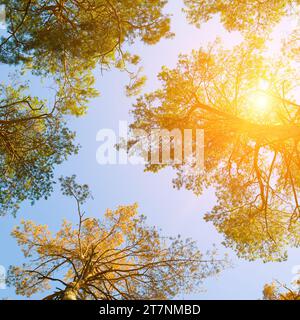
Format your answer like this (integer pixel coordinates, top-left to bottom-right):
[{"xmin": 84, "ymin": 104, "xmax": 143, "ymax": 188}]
[{"xmin": 0, "ymin": 1, "xmax": 299, "ymax": 300}]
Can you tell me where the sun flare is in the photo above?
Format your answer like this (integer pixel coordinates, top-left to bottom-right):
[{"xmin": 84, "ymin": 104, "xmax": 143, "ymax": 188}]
[
  {"xmin": 247, "ymin": 80, "xmax": 272, "ymax": 116},
  {"xmin": 251, "ymin": 92, "xmax": 270, "ymax": 110}
]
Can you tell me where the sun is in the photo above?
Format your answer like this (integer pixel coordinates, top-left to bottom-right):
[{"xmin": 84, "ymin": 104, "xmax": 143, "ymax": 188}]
[
  {"xmin": 251, "ymin": 92, "xmax": 270, "ymax": 110},
  {"xmin": 247, "ymin": 80, "xmax": 272, "ymax": 116}
]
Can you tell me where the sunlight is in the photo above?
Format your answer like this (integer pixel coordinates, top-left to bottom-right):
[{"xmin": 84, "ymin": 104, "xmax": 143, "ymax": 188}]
[
  {"xmin": 251, "ymin": 93, "xmax": 270, "ymax": 110},
  {"xmin": 247, "ymin": 80, "xmax": 272, "ymax": 116},
  {"xmin": 258, "ymin": 79, "xmax": 270, "ymax": 91}
]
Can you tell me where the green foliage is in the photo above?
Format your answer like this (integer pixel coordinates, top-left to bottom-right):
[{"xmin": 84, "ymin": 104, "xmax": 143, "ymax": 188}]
[
  {"xmin": 0, "ymin": 0, "xmax": 173, "ymax": 214},
  {"xmin": 59, "ymin": 175, "xmax": 92, "ymax": 204},
  {"xmin": 0, "ymin": 0, "xmax": 173, "ymax": 114},
  {"xmin": 0, "ymin": 78, "xmax": 78, "ymax": 216},
  {"xmin": 183, "ymin": 0, "xmax": 297, "ymax": 34}
]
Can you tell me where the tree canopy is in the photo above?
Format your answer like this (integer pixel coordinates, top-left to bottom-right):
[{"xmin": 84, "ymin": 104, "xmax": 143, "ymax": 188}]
[
  {"xmin": 2, "ymin": 0, "xmax": 300, "ymax": 300},
  {"xmin": 0, "ymin": 0, "xmax": 173, "ymax": 215},
  {"xmin": 0, "ymin": 77, "xmax": 77, "ymax": 216},
  {"xmin": 0, "ymin": 0, "xmax": 173, "ymax": 115},
  {"xmin": 8, "ymin": 176, "xmax": 226, "ymax": 300},
  {"xmin": 129, "ymin": 39, "xmax": 300, "ymax": 262},
  {"xmin": 183, "ymin": 0, "xmax": 299, "ymax": 34},
  {"xmin": 263, "ymin": 281, "xmax": 300, "ymax": 300}
]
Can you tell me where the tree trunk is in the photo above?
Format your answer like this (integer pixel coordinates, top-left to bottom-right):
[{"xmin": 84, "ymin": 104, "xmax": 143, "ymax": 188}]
[{"xmin": 62, "ymin": 286, "xmax": 78, "ymax": 300}]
